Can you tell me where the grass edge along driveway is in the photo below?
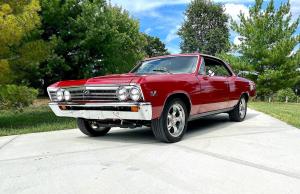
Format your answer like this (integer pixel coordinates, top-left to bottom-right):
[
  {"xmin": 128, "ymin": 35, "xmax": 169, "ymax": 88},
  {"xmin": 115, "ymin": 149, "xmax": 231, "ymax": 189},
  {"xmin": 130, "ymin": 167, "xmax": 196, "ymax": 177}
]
[
  {"xmin": 0, "ymin": 105, "xmax": 76, "ymax": 136},
  {"xmin": 249, "ymin": 102, "xmax": 300, "ymax": 129}
]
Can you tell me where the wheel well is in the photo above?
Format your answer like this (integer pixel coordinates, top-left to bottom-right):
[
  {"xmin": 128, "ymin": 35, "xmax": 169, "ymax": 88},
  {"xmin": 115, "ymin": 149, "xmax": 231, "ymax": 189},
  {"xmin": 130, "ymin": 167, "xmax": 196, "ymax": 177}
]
[
  {"xmin": 165, "ymin": 93, "xmax": 191, "ymax": 115},
  {"xmin": 241, "ymin": 93, "xmax": 249, "ymax": 102}
]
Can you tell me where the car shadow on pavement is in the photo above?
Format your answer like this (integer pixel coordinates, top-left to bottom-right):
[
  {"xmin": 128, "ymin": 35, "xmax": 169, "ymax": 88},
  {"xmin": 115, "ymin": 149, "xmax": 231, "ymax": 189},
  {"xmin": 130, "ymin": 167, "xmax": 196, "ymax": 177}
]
[
  {"xmin": 81, "ymin": 111, "xmax": 259, "ymax": 143},
  {"xmin": 186, "ymin": 112, "xmax": 259, "ymax": 138}
]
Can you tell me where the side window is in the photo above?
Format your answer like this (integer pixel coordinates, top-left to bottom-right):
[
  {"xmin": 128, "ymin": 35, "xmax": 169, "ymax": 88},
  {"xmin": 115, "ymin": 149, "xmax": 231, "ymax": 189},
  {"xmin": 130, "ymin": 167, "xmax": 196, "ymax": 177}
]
[
  {"xmin": 204, "ymin": 57, "xmax": 232, "ymax": 77},
  {"xmin": 198, "ymin": 57, "xmax": 206, "ymax": 75}
]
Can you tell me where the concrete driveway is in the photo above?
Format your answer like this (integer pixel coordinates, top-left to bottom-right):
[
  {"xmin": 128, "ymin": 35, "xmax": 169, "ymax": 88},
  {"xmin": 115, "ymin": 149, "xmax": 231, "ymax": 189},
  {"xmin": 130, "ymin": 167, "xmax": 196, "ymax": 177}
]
[{"xmin": 0, "ymin": 109, "xmax": 300, "ymax": 194}]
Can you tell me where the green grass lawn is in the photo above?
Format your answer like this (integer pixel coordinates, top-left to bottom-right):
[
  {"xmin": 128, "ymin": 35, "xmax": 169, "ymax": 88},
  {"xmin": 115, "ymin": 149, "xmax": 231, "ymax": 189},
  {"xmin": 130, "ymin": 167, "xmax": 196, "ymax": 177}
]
[
  {"xmin": 0, "ymin": 105, "xmax": 76, "ymax": 136},
  {"xmin": 249, "ymin": 102, "xmax": 300, "ymax": 129}
]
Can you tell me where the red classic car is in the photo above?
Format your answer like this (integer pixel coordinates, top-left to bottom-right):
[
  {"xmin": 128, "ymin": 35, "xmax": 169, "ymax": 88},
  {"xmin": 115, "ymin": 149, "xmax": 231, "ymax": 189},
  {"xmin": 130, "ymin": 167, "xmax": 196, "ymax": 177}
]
[{"xmin": 48, "ymin": 53, "xmax": 256, "ymax": 143}]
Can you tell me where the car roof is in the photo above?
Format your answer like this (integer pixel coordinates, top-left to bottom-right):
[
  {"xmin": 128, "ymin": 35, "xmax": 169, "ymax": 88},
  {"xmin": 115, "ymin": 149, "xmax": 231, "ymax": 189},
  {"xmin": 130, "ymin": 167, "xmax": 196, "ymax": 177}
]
[{"xmin": 145, "ymin": 53, "xmax": 224, "ymax": 62}]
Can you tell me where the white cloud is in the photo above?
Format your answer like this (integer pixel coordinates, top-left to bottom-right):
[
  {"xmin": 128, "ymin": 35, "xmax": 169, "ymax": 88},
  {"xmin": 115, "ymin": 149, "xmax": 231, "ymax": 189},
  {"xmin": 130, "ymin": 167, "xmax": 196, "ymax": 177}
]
[
  {"xmin": 290, "ymin": 0, "xmax": 300, "ymax": 20},
  {"xmin": 165, "ymin": 25, "xmax": 181, "ymax": 43},
  {"xmin": 110, "ymin": 0, "xmax": 189, "ymax": 13},
  {"xmin": 144, "ymin": 27, "xmax": 152, "ymax": 34},
  {"xmin": 111, "ymin": 0, "xmax": 254, "ymax": 13},
  {"xmin": 224, "ymin": 3, "xmax": 249, "ymax": 22},
  {"xmin": 167, "ymin": 44, "xmax": 181, "ymax": 54}
]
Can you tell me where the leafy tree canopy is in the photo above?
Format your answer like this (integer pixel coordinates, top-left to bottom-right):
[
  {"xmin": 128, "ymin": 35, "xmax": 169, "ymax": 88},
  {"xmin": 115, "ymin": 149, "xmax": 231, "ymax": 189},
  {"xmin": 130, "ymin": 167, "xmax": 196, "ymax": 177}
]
[
  {"xmin": 143, "ymin": 34, "xmax": 169, "ymax": 57},
  {"xmin": 0, "ymin": 0, "xmax": 52, "ymax": 85},
  {"xmin": 178, "ymin": 0, "xmax": 230, "ymax": 55},
  {"xmin": 40, "ymin": 0, "xmax": 146, "ymax": 89},
  {"xmin": 231, "ymin": 0, "xmax": 300, "ymax": 96},
  {"xmin": 217, "ymin": 52, "xmax": 251, "ymax": 73}
]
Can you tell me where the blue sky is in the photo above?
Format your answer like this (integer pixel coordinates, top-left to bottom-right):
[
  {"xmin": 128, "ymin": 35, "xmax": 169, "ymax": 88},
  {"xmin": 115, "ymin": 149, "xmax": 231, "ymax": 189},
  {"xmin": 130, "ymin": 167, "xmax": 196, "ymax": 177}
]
[{"xmin": 110, "ymin": 0, "xmax": 300, "ymax": 54}]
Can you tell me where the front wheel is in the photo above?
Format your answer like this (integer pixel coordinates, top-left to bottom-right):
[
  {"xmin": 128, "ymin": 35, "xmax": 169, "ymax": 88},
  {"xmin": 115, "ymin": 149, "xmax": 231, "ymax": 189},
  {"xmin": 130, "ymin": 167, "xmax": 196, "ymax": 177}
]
[
  {"xmin": 229, "ymin": 96, "xmax": 247, "ymax": 122},
  {"xmin": 151, "ymin": 99, "xmax": 188, "ymax": 143},
  {"xmin": 77, "ymin": 118, "xmax": 111, "ymax": 137}
]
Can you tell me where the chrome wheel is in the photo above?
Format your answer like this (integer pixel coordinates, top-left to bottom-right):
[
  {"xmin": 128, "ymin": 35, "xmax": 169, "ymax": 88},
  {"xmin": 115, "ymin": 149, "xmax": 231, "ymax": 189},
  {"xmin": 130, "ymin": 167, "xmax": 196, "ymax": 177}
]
[
  {"xmin": 167, "ymin": 103, "xmax": 186, "ymax": 137},
  {"xmin": 239, "ymin": 98, "xmax": 246, "ymax": 119}
]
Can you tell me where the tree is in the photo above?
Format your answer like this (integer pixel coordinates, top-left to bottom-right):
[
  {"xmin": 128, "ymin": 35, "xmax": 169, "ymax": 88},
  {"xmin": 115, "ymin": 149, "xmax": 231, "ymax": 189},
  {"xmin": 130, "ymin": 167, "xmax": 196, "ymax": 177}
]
[
  {"xmin": 78, "ymin": 3, "xmax": 146, "ymax": 75},
  {"xmin": 178, "ymin": 0, "xmax": 230, "ymax": 55},
  {"xmin": 231, "ymin": 0, "xmax": 300, "ymax": 96},
  {"xmin": 40, "ymin": 0, "xmax": 146, "ymax": 90},
  {"xmin": 217, "ymin": 52, "xmax": 251, "ymax": 73},
  {"xmin": 0, "ymin": 0, "xmax": 52, "ymax": 86},
  {"xmin": 143, "ymin": 34, "xmax": 169, "ymax": 57}
]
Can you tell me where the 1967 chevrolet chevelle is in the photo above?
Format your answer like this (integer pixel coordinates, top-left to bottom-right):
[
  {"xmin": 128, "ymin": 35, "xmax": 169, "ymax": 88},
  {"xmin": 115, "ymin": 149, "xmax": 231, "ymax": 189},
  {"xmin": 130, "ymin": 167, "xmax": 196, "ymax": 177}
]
[{"xmin": 48, "ymin": 53, "xmax": 256, "ymax": 143}]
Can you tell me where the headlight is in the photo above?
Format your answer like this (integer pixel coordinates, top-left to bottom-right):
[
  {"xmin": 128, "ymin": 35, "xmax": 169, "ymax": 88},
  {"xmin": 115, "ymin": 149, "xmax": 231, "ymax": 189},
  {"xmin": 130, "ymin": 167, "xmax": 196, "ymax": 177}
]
[
  {"xmin": 130, "ymin": 87, "xmax": 141, "ymax": 101},
  {"xmin": 117, "ymin": 87, "xmax": 129, "ymax": 101},
  {"xmin": 64, "ymin": 90, "xmax": 71, "ymax": 101},
  {"xmin": 56, "ymin": 89, "xmax": 64, "ymax": 101}
]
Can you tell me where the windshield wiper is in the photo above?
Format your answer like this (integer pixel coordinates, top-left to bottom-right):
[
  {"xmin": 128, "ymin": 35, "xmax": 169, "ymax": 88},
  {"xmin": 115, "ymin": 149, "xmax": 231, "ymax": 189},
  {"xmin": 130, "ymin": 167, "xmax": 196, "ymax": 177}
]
[{"xmin": 152, "ymin": 67, "xmax": 172, "ymax": 74}]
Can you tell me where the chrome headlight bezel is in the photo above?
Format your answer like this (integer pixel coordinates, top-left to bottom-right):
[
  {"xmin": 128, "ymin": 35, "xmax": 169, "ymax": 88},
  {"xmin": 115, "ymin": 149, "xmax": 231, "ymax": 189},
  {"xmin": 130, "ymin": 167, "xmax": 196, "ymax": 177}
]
[
  {"xmin": 116, "ymin": 86, "xmax": 129, "ymax": 101},
  {"xmin": 64, "ymin": 90, "xmax": 71, "ymax": 101},
  {"xmin": 116, "ymin": 85, "xmax": 144, "ymax": 102},
  {"xmin": 56, "ymin": 89, "xmax": 64, "ymax": 101},
  {"xmin": 129, "ymin": 87, "xmax": 142, "ymax": 101}
]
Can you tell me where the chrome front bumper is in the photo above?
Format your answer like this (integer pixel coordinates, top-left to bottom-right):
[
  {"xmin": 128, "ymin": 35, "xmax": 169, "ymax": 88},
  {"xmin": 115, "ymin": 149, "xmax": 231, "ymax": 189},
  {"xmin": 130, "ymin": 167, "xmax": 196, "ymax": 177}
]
[{"xmin": 49, "ymin": 102, "xmax": 152, "ymax": 120}]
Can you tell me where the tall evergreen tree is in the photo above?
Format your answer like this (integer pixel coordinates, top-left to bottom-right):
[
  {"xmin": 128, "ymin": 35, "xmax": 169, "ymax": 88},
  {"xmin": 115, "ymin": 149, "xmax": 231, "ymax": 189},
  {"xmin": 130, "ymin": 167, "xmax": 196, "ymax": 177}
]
[
  {"xmin": 178, "ymin": 0, "xmax": 230, "ymax": 55},
  {"xmin": 231, "ymin": 0, "xmax": 300, "ymax": 96}
]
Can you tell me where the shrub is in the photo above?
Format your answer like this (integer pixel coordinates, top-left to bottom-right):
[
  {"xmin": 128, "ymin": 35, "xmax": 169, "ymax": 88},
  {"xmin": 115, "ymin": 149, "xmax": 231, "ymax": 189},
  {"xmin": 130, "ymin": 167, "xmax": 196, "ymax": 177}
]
[
  {"xmin": 276, "ymin": 88, "xmax": 297, "ymax": 102},
  {"xmin": 0, "ymin": 85, "xmax": 38, "ymax": 111}
]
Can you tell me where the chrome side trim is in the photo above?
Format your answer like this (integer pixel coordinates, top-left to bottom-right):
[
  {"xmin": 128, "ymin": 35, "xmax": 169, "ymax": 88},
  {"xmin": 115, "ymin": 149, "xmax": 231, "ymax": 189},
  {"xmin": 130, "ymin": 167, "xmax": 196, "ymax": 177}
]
[
  {"xmin": 188, "ymin": 107, "xmax": 234, "ymax": 121},
  {"xmin": 49, "ymin": 102, "xmax": 152, "ymax": 120}
]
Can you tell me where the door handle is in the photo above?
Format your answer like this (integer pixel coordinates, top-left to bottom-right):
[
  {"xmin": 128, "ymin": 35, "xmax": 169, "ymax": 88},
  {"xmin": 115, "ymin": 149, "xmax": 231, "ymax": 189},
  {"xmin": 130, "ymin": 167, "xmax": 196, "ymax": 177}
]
[{"xmin": 203, "ymin": 76, "xmax": 209, "ymax": 80}]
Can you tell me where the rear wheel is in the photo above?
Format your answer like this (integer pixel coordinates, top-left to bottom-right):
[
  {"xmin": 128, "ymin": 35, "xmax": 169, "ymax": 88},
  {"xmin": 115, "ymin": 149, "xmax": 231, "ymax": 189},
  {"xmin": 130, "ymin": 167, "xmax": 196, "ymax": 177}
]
[
  {"xmin": 151, "ymin": 99, "xmax": 188, "ymax": 143},
  {"xmin": 77, "ymin": 118, "xmax": 111, "ymax": 137},
  {"xmin": 229, "ymin": 96, "xmax": 247, "ymax": 122}
]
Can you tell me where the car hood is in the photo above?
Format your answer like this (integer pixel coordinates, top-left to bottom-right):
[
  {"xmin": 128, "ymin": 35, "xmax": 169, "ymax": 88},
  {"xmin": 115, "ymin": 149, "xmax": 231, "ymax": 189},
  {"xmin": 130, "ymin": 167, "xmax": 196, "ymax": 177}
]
[
  {"xmin": 49, "ymin": 73, "xmax": 143, "ymax": 88},
  {"xmin": 86, "ymin": 73, "xmax": 141, "ymax": 85}
]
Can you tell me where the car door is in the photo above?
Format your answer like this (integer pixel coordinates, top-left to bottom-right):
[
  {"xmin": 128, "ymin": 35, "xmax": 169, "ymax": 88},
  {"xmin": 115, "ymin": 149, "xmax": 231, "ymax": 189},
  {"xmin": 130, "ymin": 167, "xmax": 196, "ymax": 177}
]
[{"xmin": 196, "ymin": 56, "xmax": 230, "ymax": 113}]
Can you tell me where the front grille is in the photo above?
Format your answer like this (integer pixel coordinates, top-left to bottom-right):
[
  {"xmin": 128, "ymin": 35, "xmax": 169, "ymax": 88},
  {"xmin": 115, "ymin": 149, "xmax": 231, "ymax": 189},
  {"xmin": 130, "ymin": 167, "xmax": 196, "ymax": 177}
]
[{"xmin": 49, "ymin": 86, "xmax": 119, "ymax": 102}]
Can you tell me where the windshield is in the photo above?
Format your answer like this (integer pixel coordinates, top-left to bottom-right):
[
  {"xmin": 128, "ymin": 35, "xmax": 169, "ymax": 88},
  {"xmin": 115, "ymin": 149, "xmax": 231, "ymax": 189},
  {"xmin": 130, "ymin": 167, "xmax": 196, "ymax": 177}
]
[{"xmin": 132, "ymin": 56, "xmax": 198, "ymax": 74}]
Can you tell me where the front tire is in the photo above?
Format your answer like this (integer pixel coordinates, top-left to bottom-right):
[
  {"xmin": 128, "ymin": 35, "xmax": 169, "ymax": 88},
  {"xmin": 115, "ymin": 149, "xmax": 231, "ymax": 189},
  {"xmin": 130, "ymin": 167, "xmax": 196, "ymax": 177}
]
[
  {"xmin": 229, "ymin": 96, "xmax": 247, "ymax": 122},
  {"xmin": 151, "ymin": 98, "xmax": 188, "ymax": 143},
  {"xmin": 77, "ymin": 118, "xmax": 111, "ymax": 137}
]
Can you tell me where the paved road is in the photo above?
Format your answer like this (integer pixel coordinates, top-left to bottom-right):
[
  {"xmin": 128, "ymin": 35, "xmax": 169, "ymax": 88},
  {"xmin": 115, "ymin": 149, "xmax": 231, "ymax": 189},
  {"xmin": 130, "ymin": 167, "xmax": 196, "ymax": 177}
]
[{"xmin": 0, "ymin": 109, "xmax": 300, "ymax": 194}]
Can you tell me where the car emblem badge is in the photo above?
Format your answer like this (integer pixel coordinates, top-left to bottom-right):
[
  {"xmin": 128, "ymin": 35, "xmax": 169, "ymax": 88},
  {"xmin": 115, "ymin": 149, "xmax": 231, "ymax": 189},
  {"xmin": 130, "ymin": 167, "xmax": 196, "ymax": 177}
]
[
  {"xmin": 83, "ymin": 90, "xmax": 89, "ymax": 95},
  {"xmin": 150, "ymin": 90, "xmax": 157, "ymax": 96}
]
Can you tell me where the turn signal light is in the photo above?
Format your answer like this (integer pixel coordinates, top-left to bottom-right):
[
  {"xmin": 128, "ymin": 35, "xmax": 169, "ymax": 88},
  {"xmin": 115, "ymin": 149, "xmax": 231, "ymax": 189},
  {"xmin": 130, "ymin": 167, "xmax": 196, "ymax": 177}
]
[
  {"xmin": 131, "ymin": 106, "xmax": 139, "ymax": 112},
  {"xmin": 59, "ymin": 105, "xmax": 67, "ymax": 110}
]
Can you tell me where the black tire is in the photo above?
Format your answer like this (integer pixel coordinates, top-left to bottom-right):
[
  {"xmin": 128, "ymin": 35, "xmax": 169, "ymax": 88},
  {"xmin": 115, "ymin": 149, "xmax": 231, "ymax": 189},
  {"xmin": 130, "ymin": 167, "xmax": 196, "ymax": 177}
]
[
  {"xmin": 151, "ymin": 98, "xmax": 188, "ymax": 143},
  {"xmin": 229, "ymin": 95, "xmax": 247, "ymax": 122},
  {"xmin": 77, "ymin": 118, "xmax": 111, "ymax": 137}
]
